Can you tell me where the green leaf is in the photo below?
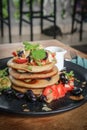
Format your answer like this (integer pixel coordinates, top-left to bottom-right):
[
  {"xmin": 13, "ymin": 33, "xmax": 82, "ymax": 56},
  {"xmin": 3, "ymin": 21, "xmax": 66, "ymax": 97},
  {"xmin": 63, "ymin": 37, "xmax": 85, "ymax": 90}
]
[
  {"xmin": 31, "ymin": 49, "xmax": 46, "ymax": 61},
  {"xmin": 65, "ymin": 70, "xmax": 74, "ymax": 79},
  {"xmin": 0, "ymin": 68, "xmax": 8, "ymax": 78},
  {"xmin": 23, "ymin": 41, "xmax": 39, "ymax": 51}
]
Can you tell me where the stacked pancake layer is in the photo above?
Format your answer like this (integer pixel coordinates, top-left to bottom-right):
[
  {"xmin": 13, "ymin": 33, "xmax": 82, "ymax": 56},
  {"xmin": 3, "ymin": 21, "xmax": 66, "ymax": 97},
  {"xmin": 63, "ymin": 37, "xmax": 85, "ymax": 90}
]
[
  {"xmin": 7, "ymin": 43, "xmax": 59, "ymax": 95},
  {"xmin": 8, "ymin": 60, "xmax": 59, "ymax": 95}
]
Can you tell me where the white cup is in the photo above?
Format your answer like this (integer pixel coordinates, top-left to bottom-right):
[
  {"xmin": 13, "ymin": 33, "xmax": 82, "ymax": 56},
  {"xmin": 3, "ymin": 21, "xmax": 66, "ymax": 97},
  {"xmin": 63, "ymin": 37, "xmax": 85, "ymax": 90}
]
[{"xmin": 45, "ymin": 46, "xmax": 67, "ymax": 71}]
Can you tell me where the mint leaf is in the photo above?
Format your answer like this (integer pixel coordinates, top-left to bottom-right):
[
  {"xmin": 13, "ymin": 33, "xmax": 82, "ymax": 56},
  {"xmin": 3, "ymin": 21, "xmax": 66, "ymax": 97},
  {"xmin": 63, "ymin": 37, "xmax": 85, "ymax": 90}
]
[
  {"xmin": 31, "ymin": 49, "xmax": 46, "ymax": 61},
  {"xmin": 23, "ymin": 41, "xmax": 39, "ymax": 51},
  {"xmin": 65, "ymin": 71, "xmax": 74, "ymax": 79}
]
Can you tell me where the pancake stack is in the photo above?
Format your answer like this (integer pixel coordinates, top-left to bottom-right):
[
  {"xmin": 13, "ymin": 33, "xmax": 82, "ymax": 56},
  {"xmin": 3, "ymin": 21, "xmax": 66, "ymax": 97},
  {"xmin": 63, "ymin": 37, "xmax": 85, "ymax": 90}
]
[{"xmin": 7, "ymin": 43, "xmax": 59, "ymax": 95}]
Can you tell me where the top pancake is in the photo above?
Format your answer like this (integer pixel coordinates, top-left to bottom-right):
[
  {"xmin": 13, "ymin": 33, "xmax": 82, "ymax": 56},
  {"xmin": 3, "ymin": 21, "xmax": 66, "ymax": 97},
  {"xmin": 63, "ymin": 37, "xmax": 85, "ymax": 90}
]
[{"xmin": 7, "ymin": 58, "xmax": 56, "ymax": 73}]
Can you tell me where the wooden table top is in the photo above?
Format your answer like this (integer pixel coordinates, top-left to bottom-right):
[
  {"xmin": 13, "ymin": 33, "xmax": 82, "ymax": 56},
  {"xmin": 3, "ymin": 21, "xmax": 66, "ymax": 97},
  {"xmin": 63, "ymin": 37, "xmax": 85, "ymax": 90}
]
[
  {"xmin": 0, "ymin": 40, "xmax": 87, "ymax": 59},
  {"xmin": 0, "ymin": 40, "xmax": 87, "ymax": 130}
]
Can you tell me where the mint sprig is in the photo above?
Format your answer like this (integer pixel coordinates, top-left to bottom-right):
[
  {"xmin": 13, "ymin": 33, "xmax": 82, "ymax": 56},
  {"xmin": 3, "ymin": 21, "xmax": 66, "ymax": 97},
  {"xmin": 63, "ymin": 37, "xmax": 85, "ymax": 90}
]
[
  {"xmin": 31, "ymin": 49, "xmax": 46, "ymax": 61},
  {"xmin": 23, "ymin": 41, "xmax": 39, "ymax": 51},
  {"xmin": 65, "ymin": 71, "xmax": 74, "ymax": 79},
  {"xmin": 23, "ymin": 41, "xmax": 46, "ymax": 64}
]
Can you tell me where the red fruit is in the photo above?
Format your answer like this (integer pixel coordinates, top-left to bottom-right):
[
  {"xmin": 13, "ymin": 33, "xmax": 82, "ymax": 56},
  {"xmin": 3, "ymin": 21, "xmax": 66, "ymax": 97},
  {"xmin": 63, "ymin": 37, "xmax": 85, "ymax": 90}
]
[
  {"xmin": 43, "ymin": 86, "xmax": 53, "ymax": 96},
  {"xmin": 13, "ymin": 58, "xmax": 28, "ymax": 64},
  {"xmin": 56, "ymin": 83, "xmax": 66, "ymax": 98},
  {"xmin": 64, "ymin": 83, "xmax": 74, "ymax": 92},
  {"xmin": 12, "ymin": 51, "xmax": 17, "ymax": 56},
  {"xmin": 51, "ymin": 85, "xmax": 59, "ymax": 99}
]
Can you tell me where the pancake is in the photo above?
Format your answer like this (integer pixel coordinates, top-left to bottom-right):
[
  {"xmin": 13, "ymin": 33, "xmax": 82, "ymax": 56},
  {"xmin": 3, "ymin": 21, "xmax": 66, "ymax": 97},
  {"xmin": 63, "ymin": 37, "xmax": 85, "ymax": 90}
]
[
  {"xmin": 12, "ymin": 84, "xmax": 44, "ymax": 95},
  {"xmin": 9, "ymin": 73, "xmax": 59, "ymax": 89},
  {"xmin": 7, "ymin": 58, "xmax": 56, "ymax": 73},
  {"xmin": 9, "ymin": 66, "xmax": 58, "ymax": 79}
]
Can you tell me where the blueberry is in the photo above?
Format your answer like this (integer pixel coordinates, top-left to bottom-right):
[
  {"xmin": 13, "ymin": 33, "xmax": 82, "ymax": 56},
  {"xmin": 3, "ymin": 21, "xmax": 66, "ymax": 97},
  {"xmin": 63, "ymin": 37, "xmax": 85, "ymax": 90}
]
[
  {"xmin": 64, "ymin": 78, "xmax": 69, "ymax": 84},
  {"xmin": 25, "ymin": 90, "xmax": 37, "ymax": 102},
  {"xmin": 38, "ymin": 95, "xmax": 46, "ymax": 102},
  {"xmin": 60, "ymin": 73, "xmax": 65, "ymax": 80},
  {"xmin": 17, "ymin": 50, "xmax": 24, "ymax": 57},
  {"xmin": 31, "ymin": 97, "xmax": 37, "ymax": 102},
  {"xmin": 43, "ymin": 52, "xmax": 48, "ymax": 60},
  {"xmin": 2, "ymin": 88, "xmax": 13, "ymax": 95},
  {"xmin": 26, "ymin": 55, "xmax": 31, "ymax": 62},
  {"xmin": 15, "ymin": 92, "xmax": 25, "ymax": 99},
  {"xmin": 71, "ymin": 87, "xmax": 83, "ymax": 96}
]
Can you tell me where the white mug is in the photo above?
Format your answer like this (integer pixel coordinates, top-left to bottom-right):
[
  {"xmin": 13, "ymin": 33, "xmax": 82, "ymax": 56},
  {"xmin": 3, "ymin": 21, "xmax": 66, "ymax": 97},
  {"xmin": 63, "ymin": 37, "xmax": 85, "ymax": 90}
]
[{"xmin": 45, "ymin": 46, "xmax": 67, "ymax": 71}]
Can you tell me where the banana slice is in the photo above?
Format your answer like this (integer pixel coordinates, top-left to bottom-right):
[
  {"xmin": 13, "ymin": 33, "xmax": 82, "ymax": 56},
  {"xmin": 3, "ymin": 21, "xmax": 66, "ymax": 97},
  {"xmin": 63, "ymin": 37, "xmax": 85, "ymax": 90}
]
[{"xmin": 0, "ymin": 76, "xmax": 11, "ymax": 90}]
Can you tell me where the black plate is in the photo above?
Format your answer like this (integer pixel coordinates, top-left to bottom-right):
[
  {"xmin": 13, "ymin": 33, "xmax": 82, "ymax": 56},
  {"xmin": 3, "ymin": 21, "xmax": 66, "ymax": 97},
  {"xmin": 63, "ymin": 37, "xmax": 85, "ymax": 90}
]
[{"xmin": 0, "ymin": 57, "xmax": 87, "ymax": 116}]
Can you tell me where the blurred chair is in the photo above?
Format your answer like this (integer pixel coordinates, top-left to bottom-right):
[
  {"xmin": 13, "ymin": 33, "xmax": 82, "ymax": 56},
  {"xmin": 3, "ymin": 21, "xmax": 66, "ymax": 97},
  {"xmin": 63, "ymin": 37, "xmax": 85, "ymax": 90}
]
[
  {"xmin": 71, "ymin": 0, "xmax": 87, "ymax": 41},
  {"xmin": 19, "ymin": 0, "xmax": 57, "ymax": 41},
  {"xmin": 0, "ymin": 0, "xmax": 12, "ymax": 43}
]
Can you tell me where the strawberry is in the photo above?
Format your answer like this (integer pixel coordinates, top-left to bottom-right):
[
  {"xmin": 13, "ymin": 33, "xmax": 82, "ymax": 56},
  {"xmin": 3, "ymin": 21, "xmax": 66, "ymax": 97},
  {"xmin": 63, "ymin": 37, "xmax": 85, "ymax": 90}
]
[
  {"xmin": 12, "ymin": 51, "xmax": 17, "ymax": 56},
  {"xmin": 13, "ymin": 58, "xmax": 28, "ymax": 64},
  {"xmin": 56, "ymin": 83, "xmax": 66, "ymax": 98}
]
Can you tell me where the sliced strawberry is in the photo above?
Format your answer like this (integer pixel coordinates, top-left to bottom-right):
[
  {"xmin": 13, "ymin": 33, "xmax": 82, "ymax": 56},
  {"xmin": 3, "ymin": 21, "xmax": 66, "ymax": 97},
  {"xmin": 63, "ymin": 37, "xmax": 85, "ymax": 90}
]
[
  {"xmin": 51, "ymin": 84, "xmax": 57, "ymax": 91},
  {"xmin": 51, "ymin": 84, "xmax": 59, "ymax": 99},
  {"xmin": 43, "ymin": 83, "xmax": 68, "ymax": 102},
  {"xmin": 56, "ymin": 83, "xmax": 66, "ymax": 98},
  {"xmin": 43, "ymin": 86, "xmax": 58, "ymax": 103},
  {"xmin": 13, "ymin": 58, "xmax": 28, "ymax": 64},
  {"xmin": 12, "ymin": 51, "xmax": 17, "ymax": 56},
  {"xmin": 65, "ymin": 84, "xmax": 74, "ymax": 92},
  {"xmin": 43, "ymin": 86, "xmax": 53, "ymax": 96}
]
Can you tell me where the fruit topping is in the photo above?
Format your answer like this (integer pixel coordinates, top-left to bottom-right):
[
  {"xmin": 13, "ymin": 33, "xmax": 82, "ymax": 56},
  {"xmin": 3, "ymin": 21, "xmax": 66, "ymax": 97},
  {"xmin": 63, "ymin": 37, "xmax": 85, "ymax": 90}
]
[
  {"xmin": 17, "ymin": 50, "xmax": 24, "ymax": 57},
  {"xmin": 25, "ymin": 90, "xmax": 37, "ymax": 102},
  {"xmin": 15, "ymin": 91, "xmax": 25, "ymax": 99},
  {"xmin": 13, "ymin": 58, "xmax": 28, "ymax": 64},
  {"xmin": 12, "ymin": 42, "xmax": 55, "ymax": 66}
]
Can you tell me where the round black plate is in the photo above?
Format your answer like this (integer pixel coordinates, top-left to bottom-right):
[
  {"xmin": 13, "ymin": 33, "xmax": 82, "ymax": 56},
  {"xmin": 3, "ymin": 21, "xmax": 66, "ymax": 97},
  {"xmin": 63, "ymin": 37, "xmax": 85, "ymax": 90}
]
[{"xmin": 0, "ymin": 57, "xmax": 87, "ymax": 116}]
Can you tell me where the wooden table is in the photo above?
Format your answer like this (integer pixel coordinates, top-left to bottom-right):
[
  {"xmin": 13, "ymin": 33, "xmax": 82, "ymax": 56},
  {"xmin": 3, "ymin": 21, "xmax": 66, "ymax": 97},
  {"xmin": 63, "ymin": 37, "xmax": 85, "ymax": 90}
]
[{"xmin": 0, "ymin": 40, "xmax": 87, "ymax": 130}]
